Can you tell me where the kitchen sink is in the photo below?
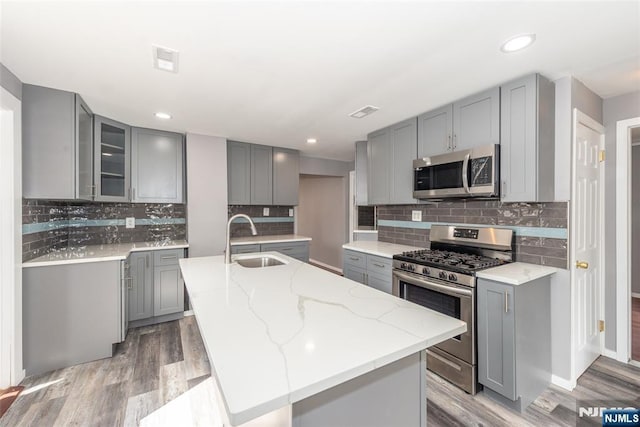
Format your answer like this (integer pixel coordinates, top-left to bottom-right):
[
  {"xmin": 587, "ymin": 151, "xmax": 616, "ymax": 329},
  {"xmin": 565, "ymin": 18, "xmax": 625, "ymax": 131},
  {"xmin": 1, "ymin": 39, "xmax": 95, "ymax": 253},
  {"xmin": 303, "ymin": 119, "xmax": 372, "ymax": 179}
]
[{"xmin": 236, "ymin": 255, "xmax": 285, "ymax": 268}]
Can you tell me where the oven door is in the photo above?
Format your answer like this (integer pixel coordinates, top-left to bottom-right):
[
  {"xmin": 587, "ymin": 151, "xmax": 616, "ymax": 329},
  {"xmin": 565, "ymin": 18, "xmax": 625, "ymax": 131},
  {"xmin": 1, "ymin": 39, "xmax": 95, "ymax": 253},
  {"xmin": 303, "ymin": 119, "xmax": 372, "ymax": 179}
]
[{"xmin": 392, "ymin": 270, "xmax": 474, "ymax": 364}]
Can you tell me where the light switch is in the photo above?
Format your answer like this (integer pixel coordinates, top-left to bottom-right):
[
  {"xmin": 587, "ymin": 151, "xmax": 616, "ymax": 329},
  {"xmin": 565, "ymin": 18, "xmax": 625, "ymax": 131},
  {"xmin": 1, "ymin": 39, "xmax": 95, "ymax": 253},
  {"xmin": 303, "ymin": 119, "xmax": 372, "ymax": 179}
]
[
  {"xmin": 411, "ymin": 210, "xmax": 422, "ymax": 222},
  {"xmin": 125, "ymin": 217, "xmax": 136, "ymax": 228},
  {"xmin": 263, "ymin": 207, "xmax": 270, "ymax": 216},
  {"xmin": 289, "ymin": 209, "xmax": 294, "ymax": 217}
]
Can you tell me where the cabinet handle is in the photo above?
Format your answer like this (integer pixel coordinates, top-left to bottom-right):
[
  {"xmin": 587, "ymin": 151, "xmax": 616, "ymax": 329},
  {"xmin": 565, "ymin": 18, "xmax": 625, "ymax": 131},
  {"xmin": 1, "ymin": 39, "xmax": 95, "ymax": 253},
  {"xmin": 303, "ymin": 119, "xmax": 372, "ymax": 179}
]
[
  {"xmin": 502, "ymin": 181, "xmax": 507, "ymax": 197},
  {"xmin": 125, "ymin": 277, "xmax": 132, "ymax": 290},
  {"xmin": 365, "ymin": 273, "xmax": 368, "ymax": 285},
  {"xmin": 448, "ymin": 135, "xmax": 452, "ymax": 151},
  {"xmin": 349, "ymin": 256, "xmax": 360, "ymax": 261},
  {"xmin": 504, "ymin": 291, "xmax": 509, "ymax": 313},
  {"xmin": 372, "ymin": 262, "xmax": 385, "ymax": 268},
  {"xmin": 127, "ymin": 188, "xmax": 131, "ymax": 201},
  {"xmin": 132, "ymin": 188, "xmax": 136, "ymax": 201},
  {"xmin": 161, "ymin": 255, "xmax": 177, "ymax": 260},
  {"xmin": 453, "ymin": 133, "xmax": 457, "ymax": 150}
]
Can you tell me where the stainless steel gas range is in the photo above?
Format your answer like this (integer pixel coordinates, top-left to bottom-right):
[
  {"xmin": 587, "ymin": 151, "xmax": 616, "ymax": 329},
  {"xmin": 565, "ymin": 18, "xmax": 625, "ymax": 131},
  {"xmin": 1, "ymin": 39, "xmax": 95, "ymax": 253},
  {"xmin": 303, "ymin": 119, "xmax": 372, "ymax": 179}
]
[{"xmin": 392, "ymin": 225, "xmax": 514, "ymax": 394}]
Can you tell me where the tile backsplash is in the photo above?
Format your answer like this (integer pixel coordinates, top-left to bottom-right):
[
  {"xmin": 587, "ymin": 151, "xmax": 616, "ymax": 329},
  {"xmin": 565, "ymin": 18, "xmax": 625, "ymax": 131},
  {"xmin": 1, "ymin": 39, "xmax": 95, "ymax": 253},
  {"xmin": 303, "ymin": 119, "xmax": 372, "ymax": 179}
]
[
  {"xmin": 376, "ymin": 200, "xmax": 568, "ymax": 269},
  {"xmin": 23, "ymin": 199, "xmax": 186, "ymax": 262},
  {"xmin": 228, "ymin": 205, "xmax": 294, "ymax": 237}
]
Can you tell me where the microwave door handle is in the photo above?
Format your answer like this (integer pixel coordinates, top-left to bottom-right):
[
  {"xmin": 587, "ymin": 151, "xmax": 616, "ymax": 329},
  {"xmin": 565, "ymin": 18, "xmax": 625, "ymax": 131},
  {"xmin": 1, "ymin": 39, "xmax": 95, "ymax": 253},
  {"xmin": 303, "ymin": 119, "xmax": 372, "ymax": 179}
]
[{"xmin": 462, "ymin": 153, "xmax": 471, "ymax": 194}]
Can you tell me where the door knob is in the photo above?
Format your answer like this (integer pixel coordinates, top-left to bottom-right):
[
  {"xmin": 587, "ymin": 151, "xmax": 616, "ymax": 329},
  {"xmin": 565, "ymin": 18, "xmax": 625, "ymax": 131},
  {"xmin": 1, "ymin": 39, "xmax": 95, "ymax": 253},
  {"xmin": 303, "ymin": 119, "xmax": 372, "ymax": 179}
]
[{"xmin": 576, "ymin": 261, "xmax": 589, "ymax": 269}]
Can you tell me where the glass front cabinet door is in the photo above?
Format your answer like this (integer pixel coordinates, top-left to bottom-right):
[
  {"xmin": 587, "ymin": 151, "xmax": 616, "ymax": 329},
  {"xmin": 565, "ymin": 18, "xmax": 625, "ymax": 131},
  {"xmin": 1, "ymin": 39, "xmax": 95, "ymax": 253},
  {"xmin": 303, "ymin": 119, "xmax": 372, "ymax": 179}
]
[{"xmin": 94, "ymin": 115, "xmax": 131, "ymax": 201}]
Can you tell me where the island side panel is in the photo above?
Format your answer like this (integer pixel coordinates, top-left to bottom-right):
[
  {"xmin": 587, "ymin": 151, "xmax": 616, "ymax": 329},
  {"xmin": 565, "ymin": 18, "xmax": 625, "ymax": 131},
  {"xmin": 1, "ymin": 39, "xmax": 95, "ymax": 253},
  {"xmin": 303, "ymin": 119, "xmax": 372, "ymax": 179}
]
[{"xmin": 291, "ymin": 351, "xmax": 426, "ymax": 427}]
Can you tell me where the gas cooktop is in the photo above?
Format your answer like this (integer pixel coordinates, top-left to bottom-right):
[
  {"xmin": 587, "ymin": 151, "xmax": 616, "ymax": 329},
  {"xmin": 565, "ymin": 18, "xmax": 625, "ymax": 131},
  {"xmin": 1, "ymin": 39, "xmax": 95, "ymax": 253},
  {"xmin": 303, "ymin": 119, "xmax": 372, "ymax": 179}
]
[{"xmin": 393, "ymin": 249, "xmax": 506, "ymax": 274}]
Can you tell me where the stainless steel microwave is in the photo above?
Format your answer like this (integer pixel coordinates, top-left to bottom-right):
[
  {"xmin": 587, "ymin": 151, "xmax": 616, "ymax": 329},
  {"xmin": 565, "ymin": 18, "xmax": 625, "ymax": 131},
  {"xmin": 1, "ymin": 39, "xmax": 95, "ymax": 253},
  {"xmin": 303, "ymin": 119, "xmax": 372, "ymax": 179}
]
[{"xmin": 413, "ymin": 144, "xmax": 499, "ymax": 199}]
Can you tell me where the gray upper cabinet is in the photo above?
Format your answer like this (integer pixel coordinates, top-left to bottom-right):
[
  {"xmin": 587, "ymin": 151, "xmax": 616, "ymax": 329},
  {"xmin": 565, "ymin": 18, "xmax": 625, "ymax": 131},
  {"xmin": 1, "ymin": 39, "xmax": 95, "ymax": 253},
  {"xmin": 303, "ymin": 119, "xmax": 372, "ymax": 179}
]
[
  {"xmin": 94, "ymin": 115, "xmax": 131, "ymax": 202},
  {"xmin": 452, "ymin": 86, "xmax": 500, "ymax": 152},
  {"xmin": 500, "ymin": 74, "xmax": 555, "ymax": 202},
  {"xmin": 23, "ymin": 84, "xmax": 94, "ymax": 200},
  {"xmin": 131, "ymin": 128, "xmax": 184, "ymax": 203},
  {"xmin": 227, "ymin": 141, "xmax": 251, "ymax": 204},
  {"xmin": 367, "ymin": 118, "xmax": 417, "ymax": 205},
  {"xmin": 417, "ymin": 105, "xmax": 453, "ymax": 158},
  {"xmin": 417, "ymin": 87, "xmax": 499, "ymax": 158},
  {"xmin": 367, "ymin": 128, "xmax": 391, "ymax": 205},
  {"xmin": 273, "ymin": 147, "xmax": 299, "ymax": 205},
  {"xmin": 250, "ymin": 144, "xmax": 273, "ymax": 205},
  {"xmin": 389, "ymin": 118, "xmax": 417, "ymax": 204},
  {"xmin": 354, "ymin": 141, "xmax": 368, "ymax": 205}
]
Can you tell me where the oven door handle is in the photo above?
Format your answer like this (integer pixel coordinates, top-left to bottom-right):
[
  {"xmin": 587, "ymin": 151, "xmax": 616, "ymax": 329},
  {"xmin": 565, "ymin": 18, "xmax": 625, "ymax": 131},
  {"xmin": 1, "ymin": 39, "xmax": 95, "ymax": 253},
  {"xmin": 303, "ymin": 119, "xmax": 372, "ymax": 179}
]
[{"xmin": 393, "ymin": 271, "xmax": 473, "ymax": 297}]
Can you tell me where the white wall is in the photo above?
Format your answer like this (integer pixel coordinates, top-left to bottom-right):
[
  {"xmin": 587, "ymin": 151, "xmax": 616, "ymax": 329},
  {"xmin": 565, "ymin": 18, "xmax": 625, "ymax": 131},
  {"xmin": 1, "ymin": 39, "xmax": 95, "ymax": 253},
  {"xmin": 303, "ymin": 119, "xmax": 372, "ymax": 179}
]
[
  {"xmin": 185, "ymin": 133, "xmax": 228, "ymax": 257},
  {"xmin": 298, "ymin": 175, "xmax": 346, "ymax": 270},
  {"xmin": 603, "ymin": 90, "xmax": 640, "ymax": 351}
]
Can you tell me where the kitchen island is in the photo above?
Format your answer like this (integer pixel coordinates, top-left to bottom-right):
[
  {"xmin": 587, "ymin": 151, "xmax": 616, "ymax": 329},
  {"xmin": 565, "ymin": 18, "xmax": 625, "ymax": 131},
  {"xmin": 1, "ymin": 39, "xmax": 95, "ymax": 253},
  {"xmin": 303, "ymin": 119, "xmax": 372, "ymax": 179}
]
[{"xmin": 179, "ymin": 252, "xmax": 466, "ymax": 426}]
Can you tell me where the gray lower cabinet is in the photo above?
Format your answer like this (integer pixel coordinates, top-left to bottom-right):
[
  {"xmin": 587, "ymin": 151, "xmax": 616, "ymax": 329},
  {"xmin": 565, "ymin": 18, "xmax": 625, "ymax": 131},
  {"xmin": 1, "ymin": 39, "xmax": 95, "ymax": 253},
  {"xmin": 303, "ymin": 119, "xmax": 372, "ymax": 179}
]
[
  {"xmin": 231, "ymin": 241, "xmax": 310, "ymax": 262},
  {"xmin": 343, "ymin": 249, "xmax": 393, "ymax": 294},
  {"xmin": 477, "ymin": 276, "xmax": 551, "ymax": 412},
  {"xmin": 22, "ymin": 84, "xmax": 94, "ymax": 200},
  {"xmin": 127, "ymin": 249, "xmax": 185, "ymax": 326},
  {"xmin": 367, "ymin": 117, "xmax": 417, "ymax": 205},
  {"xmin": 273, "ymin": 147, "xmax": 300, "ymax": 205},
  {"xmin": 500, "ymin": 74, "xmax": 555, "ymax": 202},
  {"xmin": 131, "ymin": 128, "xmax": 184, "ymax": 203},
  {"xmin": 128, "ymin": 252, "xmax": 153, "ymax": 321},
  {"xmin": 23, "ymin": 260, "xmax": 124, "ymax": 376}
]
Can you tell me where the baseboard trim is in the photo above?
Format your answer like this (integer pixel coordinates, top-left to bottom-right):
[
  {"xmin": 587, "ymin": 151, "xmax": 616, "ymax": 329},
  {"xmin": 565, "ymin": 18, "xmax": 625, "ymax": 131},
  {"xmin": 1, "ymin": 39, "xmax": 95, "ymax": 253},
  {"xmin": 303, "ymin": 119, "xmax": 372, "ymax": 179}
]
[
  {"xmin": 184, "ymin": 310, "xmax": 194, "ymax": 317},
  {"xmin": 551, "ymin": 374, "xmax": 575, "ymax": 391},
  {"xmin": 309, "ymin": 259, "xmax": 343, "ymax": 275},
  {"xmin": 602, "ymin": 348, "xmax": 618, "ymax": 359},
  {"xmin": 629, "ymin": 360, "xmax": 640, "ymax": 368}
]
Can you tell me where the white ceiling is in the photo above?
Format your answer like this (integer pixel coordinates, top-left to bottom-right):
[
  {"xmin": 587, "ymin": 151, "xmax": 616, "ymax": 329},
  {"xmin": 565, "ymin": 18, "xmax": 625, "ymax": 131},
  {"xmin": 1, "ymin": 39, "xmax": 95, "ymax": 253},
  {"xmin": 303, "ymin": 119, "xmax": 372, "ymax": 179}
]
[{"xmin": 2, "ymin": 1, "xmax": 639, "ymax": 161}]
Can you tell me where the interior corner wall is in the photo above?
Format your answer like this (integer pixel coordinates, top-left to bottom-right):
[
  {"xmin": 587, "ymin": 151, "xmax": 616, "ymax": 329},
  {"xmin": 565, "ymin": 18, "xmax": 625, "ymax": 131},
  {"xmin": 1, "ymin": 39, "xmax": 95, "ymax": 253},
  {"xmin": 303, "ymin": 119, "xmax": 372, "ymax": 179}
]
[
  {"xmin": 186, "ymin": 133, "xmax": 228, "ymax": 257},
  {"xmin": 603, "ymin": 90, "xmax": 640, "ymax": 351},
  {"xmin": 298, "ymin": 175, "xmax": 346, "ymax": 270}
]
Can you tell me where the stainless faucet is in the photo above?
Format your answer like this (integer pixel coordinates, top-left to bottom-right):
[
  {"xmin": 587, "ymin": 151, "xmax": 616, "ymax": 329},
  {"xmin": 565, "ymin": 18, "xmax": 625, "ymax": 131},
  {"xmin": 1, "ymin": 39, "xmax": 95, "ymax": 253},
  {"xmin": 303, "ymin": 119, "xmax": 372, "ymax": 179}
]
[{"xmin": 225, "ymin": 214, "xmax": 258, "ymax": 264}]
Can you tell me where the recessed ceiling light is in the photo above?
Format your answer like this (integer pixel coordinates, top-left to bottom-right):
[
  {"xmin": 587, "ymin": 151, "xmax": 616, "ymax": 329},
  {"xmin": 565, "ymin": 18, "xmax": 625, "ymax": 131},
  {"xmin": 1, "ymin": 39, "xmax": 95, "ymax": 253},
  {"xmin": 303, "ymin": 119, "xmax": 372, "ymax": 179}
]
[
  {"xmin": 155, "ymin": 112, "xmax": 172, "ymax": 119},
  {"xmin": 349, "ymin": 105, "xmax": 379, "ymax": 119},
  {"xmin": 500, "ymin": 33, "xmax": 536, "ymax": 53},
  {"xmin": 152, "ymin": 45, "xmax": 179, "ymax": 73},
  {"xmin": 306, "ymin": 138, "xmax": 317, "ymax": 144}
]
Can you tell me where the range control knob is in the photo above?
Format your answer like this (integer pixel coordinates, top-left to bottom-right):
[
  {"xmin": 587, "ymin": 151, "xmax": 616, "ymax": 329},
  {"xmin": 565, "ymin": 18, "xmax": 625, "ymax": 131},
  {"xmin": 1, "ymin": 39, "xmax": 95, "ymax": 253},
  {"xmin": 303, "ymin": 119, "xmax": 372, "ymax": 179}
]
[
  {"xmin": 438, "ymin": 271, "xmax": 447, "ymax": 280},
  {"xmin": 422, "ymin": 267, "xmax": 431, "ymax": 275},
  {"xmin": 401, "ymin": 263, "xmax": 407, "ymax": 269},
  {"xmin": 448, "ymin": 273, "xmax": 458, "ymax": 282},
  {"xmin": 407, "ymin": 264, "xmax": 415, "ymax": 272}
]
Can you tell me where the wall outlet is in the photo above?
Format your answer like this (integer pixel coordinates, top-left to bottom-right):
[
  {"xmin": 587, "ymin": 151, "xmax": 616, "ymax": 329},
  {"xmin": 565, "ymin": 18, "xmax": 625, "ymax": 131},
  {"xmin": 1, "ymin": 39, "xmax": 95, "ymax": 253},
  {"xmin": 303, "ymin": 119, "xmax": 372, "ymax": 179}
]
[
  {"xmin": 289, "ymin": 209, "xmax": 294, "ymax": 217},
  {"xmin": 125, "ymin": 217, "xmax": 136, "ymax": 229},
  {"xmin": 411, "ymin": 210, "xmax": 422, "ymax": 222},
  {"xmin": 263, "ymin": 207, "xmax": 270, "ymax": 216}
]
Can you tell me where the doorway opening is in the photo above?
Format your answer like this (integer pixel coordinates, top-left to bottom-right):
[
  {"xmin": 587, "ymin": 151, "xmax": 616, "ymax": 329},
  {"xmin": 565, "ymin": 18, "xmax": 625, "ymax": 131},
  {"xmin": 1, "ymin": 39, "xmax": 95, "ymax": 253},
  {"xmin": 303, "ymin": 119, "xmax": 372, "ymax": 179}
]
[{"xmin": 631, "ymin": 131, "xmax": 640, "ymax": 362}]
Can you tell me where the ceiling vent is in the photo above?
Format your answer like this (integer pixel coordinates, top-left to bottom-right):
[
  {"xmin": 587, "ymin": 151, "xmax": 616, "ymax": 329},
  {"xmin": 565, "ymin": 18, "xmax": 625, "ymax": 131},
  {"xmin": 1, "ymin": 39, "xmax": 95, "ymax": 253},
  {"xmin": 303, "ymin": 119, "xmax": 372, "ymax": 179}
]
[
  {"xmin": 349, "ymin": 105, "xmax": 379, "ymax": 119},
  {"xmin": 152, "ymin": 45, "xmax": 179, "ymax": 73}
]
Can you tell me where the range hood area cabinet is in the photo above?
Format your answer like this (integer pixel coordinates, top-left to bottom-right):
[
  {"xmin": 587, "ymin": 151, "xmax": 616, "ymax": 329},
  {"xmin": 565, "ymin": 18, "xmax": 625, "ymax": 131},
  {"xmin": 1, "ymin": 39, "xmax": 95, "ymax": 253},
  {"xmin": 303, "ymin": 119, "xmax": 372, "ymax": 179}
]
[
  {"xmin": 499, "ymin": 74, "xmax": 555, "ymax": 202},
  {"xmin": 367, "ymin": 117, "xmax": 417, "ymax": 205},
  {"xmin": 23, "ymin": 84, "xmax": 185, "ymax": 203},
  {"xmin": 23, "ymin": 84, "xmax": 94, "ymax": 200},
  {"xmin": 227, "ymin": 141, "xmax": 300, "ymax": 205},
  {"xmin": 417, "ymin": 86, "xmax": 500, "ymax": 158}
]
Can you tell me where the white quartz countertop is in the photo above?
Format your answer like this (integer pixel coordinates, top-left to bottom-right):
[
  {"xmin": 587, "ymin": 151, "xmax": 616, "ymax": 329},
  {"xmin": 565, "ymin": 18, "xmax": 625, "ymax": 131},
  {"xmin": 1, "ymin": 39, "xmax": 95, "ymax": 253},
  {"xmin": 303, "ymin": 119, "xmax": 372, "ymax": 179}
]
[
  {"xmin": 22, "ymin": 240, "xmax": 189, "ymax": 268},
  {"xmin": 342, "ymin": 240, "xmax": 424, "ymax": 258},
  {"xmin": 230, "ymin": 234, "xmax": 311, "ymax": 246},
  {"xmin": 179, "ymin": 253, "xmax": 466, "ymax": 426},
  {"xmin": 475, "ymin": 262, "xmax": 557, "ymax": 285}
]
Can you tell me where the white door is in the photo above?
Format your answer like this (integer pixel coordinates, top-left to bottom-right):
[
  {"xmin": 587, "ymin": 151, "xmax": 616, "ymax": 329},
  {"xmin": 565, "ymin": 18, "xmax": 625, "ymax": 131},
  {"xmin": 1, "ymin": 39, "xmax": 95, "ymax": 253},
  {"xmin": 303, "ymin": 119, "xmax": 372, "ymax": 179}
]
[{"xmin": 571, "ymin": 109, "xmax": 605, "ymax": 379}]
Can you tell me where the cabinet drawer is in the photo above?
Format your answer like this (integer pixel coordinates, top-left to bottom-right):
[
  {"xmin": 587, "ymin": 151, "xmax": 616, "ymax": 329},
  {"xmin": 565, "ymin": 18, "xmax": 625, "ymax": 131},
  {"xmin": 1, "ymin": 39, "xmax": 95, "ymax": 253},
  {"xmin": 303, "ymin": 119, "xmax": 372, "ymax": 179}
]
[
  {"xmin": 343, "ymin": 250, "xmax": 366, "ymax": 269},
  {"xmin": 366, "ymin": 274, "xmax": 392, "ymax": 294},
  {"xmin": 231, "ymin": 244, "xmax": 261, "ymax": 255},
  {"xmin": 261, "ymin": 242, "xmax": 307, "ymax": 252},
  {"xmin": 366, "ymin": 254, "xmax": 392, "ymax": 276},
  {"xmin": 153, "ymin": 249, "xmax": 184, "ymax": 266}
]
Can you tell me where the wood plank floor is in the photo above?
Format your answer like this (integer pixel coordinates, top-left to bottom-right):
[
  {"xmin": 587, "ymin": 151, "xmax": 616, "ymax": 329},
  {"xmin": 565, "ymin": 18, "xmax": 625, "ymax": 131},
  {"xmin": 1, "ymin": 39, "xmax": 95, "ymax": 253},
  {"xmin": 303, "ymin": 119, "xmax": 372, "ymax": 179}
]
[
  {"xmin": 633, "ymin": 297, "xmax": 640, "ymax": 362},
  {"xmin": 2, "ymin": 316, "xmax": 639, "ymax": 426}
]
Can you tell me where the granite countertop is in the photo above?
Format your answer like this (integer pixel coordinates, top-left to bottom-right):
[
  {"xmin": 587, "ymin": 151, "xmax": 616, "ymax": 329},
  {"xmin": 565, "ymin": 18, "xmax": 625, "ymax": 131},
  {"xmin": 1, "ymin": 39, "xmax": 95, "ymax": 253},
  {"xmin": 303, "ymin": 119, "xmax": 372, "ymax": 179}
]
[
  {"xmin": 179, "ymin": 252, "xmax": 466, "ymax": 425},
  {"xmin": 342, "ymin": 240, "xmax": 424, "ymax": 258},
  {"xmin": 476, "ymin": 262, "xmax": 557, "ymax": 286},
  {"xmin": 22, "ymin": 240, "xmax": 189, "ymax": 268},
  {"xmin": 230, "ymin": 234, "xmax": 311, "ymax": 245}
]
